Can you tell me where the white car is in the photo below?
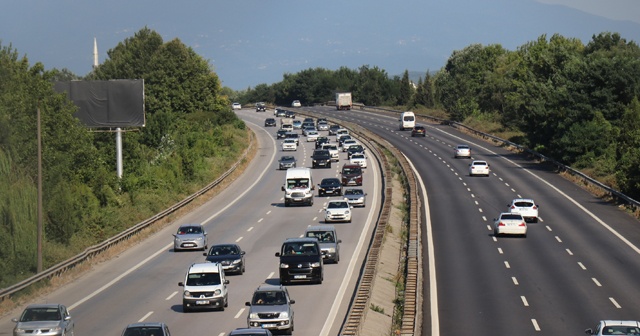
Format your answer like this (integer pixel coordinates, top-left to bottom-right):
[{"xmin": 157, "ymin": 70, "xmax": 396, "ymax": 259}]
[
  {"xmin": 302, "ymin": 126, "xmax": 317, "ymax": 136},
  {"xmin": 306, "ymin": 130, "xmax": 319, "ymax": 142},
  {"xmin": 469, "ymin": 160, "xmax": 490, "ymax": 176},
  {"xmin": 493, "ymin": 213, "xmax": 527, "ymax": 237},
  {"xmin": 586, "ymin": 320, "xmax": 640, "ymax": 335},
  {"xmin": 291, "ymin": 100, "xmax": 301, "ymax": 107},
  {"xmin": 324, "ymin": 199, "xmax": 352, "ymax": 223},
  {"xmin": 342, "ymin": 139, "xmax": 358, "ymax": 152},
  {"xmin": 454, "ymin": 144, "xmax": 471, "ymax": 158},
  {"xmin": 508, "ymin": 198, "xmax": 539, "ymax": 222},
  {"xmin": 322, "ymin": 144, "xmax": 340, "ymax": 161},
  {"xmin": 232, "ymin": 103, "xmax": 242, "ymax": 110},
  {"xmin": 281, "ymin": 139, "xmax": 297, "ymax": 151},
  {"xmin": 317, "ymin": 121, "xmax": 330, "ymax": 131},
  {"xmin": 349, "ymin": 153, "xmax": 367, "ymax": 168}
]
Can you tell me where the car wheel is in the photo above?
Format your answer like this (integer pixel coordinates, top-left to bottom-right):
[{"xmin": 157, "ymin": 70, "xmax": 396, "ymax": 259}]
[
  {"xmin": 522, "ymin": 233, "xmax": 527, "ymax": 238},
  {"xmin": 347, "ymin": 219, "xmax": 351, "ymax": 223},
  {"xmin": 284, "ymin": 200, "xmax": 289, "ymax": 207},
  {"xmin": 493, "ymin": 229, "xmax": 499, "ymax": 237},
  {"xmin": 533, "ymin": 217, "xmax": 539, "ymax": 223},
  {"xmin": 224, "ymin": 296, "xmax": 228, "ymax": 308},
  {"xmin": 183, "ymin": 304, "xmax": 190, "ymax": 313}
]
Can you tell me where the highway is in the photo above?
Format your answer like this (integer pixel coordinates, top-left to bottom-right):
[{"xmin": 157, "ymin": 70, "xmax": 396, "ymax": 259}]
[
  {"xmin": 302, "ymin": 106, "xmax": 640, "ymax": 335},
  {"xmin": 0, "ymin": 108, "xmax": 384, "ymax": 335}
]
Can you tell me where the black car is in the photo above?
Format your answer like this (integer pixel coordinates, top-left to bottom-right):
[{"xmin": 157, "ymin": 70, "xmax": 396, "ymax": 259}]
[
  {"xmin": 203, "ymin": 244, "xmax": 246, "ymax": 275},
  {"xmin": 317, "ymin": 177, "xmax": 342, "ymax": 196},
  {"xmin": 264, "ymin": 118, "xmax": 277, "ymax": 127},
  {"xmin": 315, "ymin": 137, "xmax": 330, "ymax": 149},
  {"xmin": 256, "ymin": 102, "xmax": 267, "ymax": 112},
  {"xmin": 311, "ymin": 149, "xmax": 331, "ymax": 168},
  {"xmin": 276, "ymin": 238, "xmax": 323, "ymax": 285},
  {"xmin": 329, "ymin": 125, "xmax": 341, "ymax": 135},
  {"xmin": 275, "ymin": 109, "xmax": 287, "ymax": 117},
  {"xmin": 285, "ymin": 110, "xmax": 296, "ymax": 119},
  {"xmin": 411, "ymin": 126, "xmax": 426, "ymax": 137},
  {"xmin": 347, "ymin": 144, "xmax": 365, "ymax": 158},
  {"xmin": 278, "ymin": 155, "xmax": 297, "ymax": 170},
  {"xmin": 277, "ymin": 129, "xmax": 288, "ymax": 139}
]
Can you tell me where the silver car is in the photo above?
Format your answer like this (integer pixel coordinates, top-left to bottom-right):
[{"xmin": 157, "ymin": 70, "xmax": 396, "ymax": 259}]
[
  {"xmin": 304, "ymin": 225, "xmax": 342, "ymax": 263},
  {"xmin": 246, "ymin": 284, "xmax": 295, "ymax": 334},
  {"xmin": 173, "ymin": 224, "xmax": 208, "ymax": 251},
  {"xmin": 454, "ymin": 144, "xmax": 471, "ymax": 158},
  {"xmin": 344, "ymin": 188, "xmax": 367, "ymax": 207},
  {"xmin": 12, "ymin": 304, "xmax": 74, "ymax": 336}
]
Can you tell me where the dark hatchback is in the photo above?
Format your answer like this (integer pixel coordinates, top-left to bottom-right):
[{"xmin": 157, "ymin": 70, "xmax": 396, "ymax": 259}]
[
  {"xmin": 203, "ymin": 244, "xmax": 246, "ymax": 275},
  {"xmin": 276, "ymin": 129, "xmax": 288, "ymax": 139},
  {"xmin": 311, "ymin": 149, "xmax": 331, "ymax": 168},
  {"xmin": 278, "ymin": 155, "xmax": 297, "ymax": 170},
  {"xmin": 411, "ymin": 126, "xmax": 426, "ymax": 137},
  {"xmin": 346, "ymin": 144, "xmax": 365, "ymax": 159},
  {"xmin": 285, "ymin": 110, "xmax": 296, "ymax": 119},
  {"xmin": 318, "ymin": 177, "xmax": 342, "ymax": 196},
  {"xmin": 276, "ymin": 237, "xmax": 324, "ymax": 285}
]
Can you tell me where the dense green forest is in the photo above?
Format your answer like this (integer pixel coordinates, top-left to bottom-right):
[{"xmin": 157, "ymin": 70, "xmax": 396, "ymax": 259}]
[
  {"xmin": 238, "ymin": 32, "xmax": 640, "ymax": 202},
  {"xmin": 0, "ymin": 28, "xmax": 247, "ymax": 288}
]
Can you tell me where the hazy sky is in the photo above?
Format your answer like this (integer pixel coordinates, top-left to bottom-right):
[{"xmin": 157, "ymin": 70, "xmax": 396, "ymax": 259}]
[
  {"xmin": 536, "ymin": 0, "xmax": 640, "ymax": 23},
  {"xmin": 1, "ymin": 0, "xmax": 638, "ymax": 90}
]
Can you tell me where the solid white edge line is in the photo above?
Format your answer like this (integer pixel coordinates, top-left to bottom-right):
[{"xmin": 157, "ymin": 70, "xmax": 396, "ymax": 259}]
[
  {"xmin": 320, "ymin": 141, "xmax": 381, "ymax": 336},
  {"xmin": 403, "ymin": 154, "xmax": 438, "ymax": 336}
]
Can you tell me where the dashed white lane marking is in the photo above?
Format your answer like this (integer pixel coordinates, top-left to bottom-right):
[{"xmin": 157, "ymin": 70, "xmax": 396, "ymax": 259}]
[
  {"xmin": 610, "ymin": 297, "xmax": 622, "ymax": 308},
  {"xmin": 578, "ymin": 262, "xmax": 587, "ymax": 270},
  {"xmin": 592, "ymin": 278, "xmax": 602, "ymax": 287},
  {"xmin": 139, "ymin": 311, "xmax": 153, "ymax": 322},
  {"xmin": 234, "ymin": 308, "xmax": 246, "ymax": 319},
  {"xmin": 512, "ymin": 277, "xmax": 519, "ymax": 285},
  {"xmin": 521, "ymin": 296, "xmax": 529, "ymax": 306},
  {"xmin": 166, "ymin": 291, "xmax": 178, "ymax": 300},
  {"xmin": 532, "ymin": 319, "xmax": 541, "ymax": 331}
]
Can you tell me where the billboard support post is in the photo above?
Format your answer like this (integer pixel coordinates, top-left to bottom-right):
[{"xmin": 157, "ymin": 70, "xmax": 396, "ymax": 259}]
[{"xmin": 116, "ymin": 127, "xmax": 123, "ymax": 178}]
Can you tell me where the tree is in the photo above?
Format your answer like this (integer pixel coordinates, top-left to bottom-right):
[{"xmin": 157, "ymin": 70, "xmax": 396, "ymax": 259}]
[{"xmin": 398, "ymin": 70, "xmax": 412, "ymax": 106}]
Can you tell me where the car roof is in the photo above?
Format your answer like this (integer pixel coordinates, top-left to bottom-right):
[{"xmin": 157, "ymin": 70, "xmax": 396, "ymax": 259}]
[
  {"xmin": 601, "ymin": 320, "xmax": 640, "ymax": 326},
  {"xmin": 283, "ymin": 237, "xmax": 319, "ymax": 244},
  {"xmin": 456, "ymin": 144, "xmax": 469, "ymax": 148},
  {"xmin": 229, "ymin": 328, "xmax": 272, "ymax": 335},
  {"xmin": 511, "ymin": 198, "xmax": 535, "ymax": 203},
  {"xmin": 321, "ymin": 177, "xmax": 340, "ymax": 182},
  {"xmin": 255, "ymin": 284, "xmax": 286, "ymax": 292},
  {"xmin": 125, "ymin": 322, "xmax": 166, "ymax": 328},
  {"xmin": 24, "ymin": 303, "xmax": 63, "ymax": 309},
  {"xmin": 187, "ymin": 262, "xmax": 221, "ymax": 273},
  {"xmin": 306, "ymin": 224, "xmax": 337, "ymax": 232},
  {"xmin": 471, "ymin": 160, "xmax": 487, "ymax": 164}
]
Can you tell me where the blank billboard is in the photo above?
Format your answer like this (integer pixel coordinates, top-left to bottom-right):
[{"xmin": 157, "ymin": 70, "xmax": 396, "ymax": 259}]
[{"xmin": 54, "ymin": 80, "xmax": 145, "ymax": 128}]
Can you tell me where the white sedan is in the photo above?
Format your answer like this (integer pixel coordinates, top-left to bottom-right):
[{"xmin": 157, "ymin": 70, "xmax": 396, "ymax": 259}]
[
  {"xmin": 508, "ymin": 198, "xmax": 539, "ymax": 222},
  {"xmin": 232, "ymin": 103, "xmax": 242, "ymax": 110},
  {"xmin": 454, "ymin": 144, "xmax": 471, "ymax": 158},
  {"xmin": 342, "ymin": 139, "xmax": 358, "ymax": 152},
  {"xmin": 281, "ymin": 139, "xmax": 297, "ymax": 151},
  {"xmin": 324, "ymin": 199, "xmax": 352, "ymax": 223},
  {"xmin": 469, "ymin": 160, "xmax": 490, "ymax": 176},
  {"xmin": 349, "ymin": 153, "xmax": 367, "ymax": 168},
  {"xmin": 493, "ymin": 213, "xmax": 527, "ymax": 237}
]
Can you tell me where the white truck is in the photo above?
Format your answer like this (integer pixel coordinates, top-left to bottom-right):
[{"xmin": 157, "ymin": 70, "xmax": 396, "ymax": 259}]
[
  {"xmin": 281, "ymin": 167, "xmax": 314, "ymax": 206},
  {"xmin": 335, "ymin": 92, "xmax": 352, "ymax": 110}
]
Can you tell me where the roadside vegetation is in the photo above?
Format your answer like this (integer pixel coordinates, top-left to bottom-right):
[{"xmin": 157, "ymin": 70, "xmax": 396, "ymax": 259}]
[
  {"xmin": 0, "ymin": 27, "xmax": 247, "ymax": 289},
  {"xmin": 239, "ymin": 32, "xmax": 640, "ymax": 202}
]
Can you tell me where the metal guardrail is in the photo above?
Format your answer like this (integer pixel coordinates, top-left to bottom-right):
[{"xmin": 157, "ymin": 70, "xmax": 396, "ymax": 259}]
[
  {"xmin": 0, "ymin": 133, "xmax": 255, "ymax": 302},
  {"xmin": 361, "ymin": 106, "xmax": 640, "ymax": 212}
]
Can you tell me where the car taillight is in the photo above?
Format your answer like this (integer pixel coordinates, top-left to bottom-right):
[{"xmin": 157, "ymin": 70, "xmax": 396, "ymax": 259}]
[
  {"xmin": 519, "ymin": 222, "xmax": 526, "ymax": 227},
  {"xmin": 498, "ymin": 222, "xmax": 505, "ymax": 227},
  {"xmin": 532, "ymin": 206, "xmax": 537, "ymax": 210},
  {"xmin": 510, "ymin": 206, "xmax": 516, "ymax": 209}
]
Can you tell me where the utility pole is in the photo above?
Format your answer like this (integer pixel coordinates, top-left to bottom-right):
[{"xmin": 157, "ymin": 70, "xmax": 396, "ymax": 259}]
[{"xmin": 37, "ymin": 106, "xmax": 43, "ymax": 273}]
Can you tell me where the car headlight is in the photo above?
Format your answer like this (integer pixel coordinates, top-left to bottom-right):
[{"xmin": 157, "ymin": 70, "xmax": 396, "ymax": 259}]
[
  {"xmin": 232, "ymin": 259, "xmax": 242, "ymax": 264},
  {"xmin": 214, "ymin": 289, "xmax": 221, "ymax": 295},
  {"xmin": 249, "ymin": 312, "xmax": 259, "ymax": 319},
  {"xmin": 184, "ymin": 290, "xmax": 191, "ymax": 297},
  {"xmin": 279, "ymin": 311, "xmax": 289, "ymax": 318},
  {"xmin": 310, "ymin": 262, "xmax": 321, "ymax": 267},
  {"xmin": 326, "ymin": 211, "xmax": 331, "ymax": 216},
  {"xmin": 14, "ymin": 327, "xmax": 26, "ymax": 333},
  {"xmin": 196, "ymin": 237, "xmax": 203, "ymax": 241},
  {"xmin": 280, "ymin": 263, "xmax": 290, "ymax": 268},
  {"xmin": 326, "ymin": 248, "xmax": 336, "ymax": 253},
  {"xmin": 345, "ymin": 210, "xmax": 350, "ymax": 215}
]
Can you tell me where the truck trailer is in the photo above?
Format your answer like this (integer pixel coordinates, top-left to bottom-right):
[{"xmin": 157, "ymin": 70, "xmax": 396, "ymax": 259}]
[{"xmin": 335, "ymin": 92, "xmax": 352, "ymax": 110}]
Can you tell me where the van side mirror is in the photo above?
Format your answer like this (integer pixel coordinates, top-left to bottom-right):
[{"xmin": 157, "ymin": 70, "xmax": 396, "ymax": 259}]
[
  {"xmin": 275, "ymin": 252, "xmax": 281, "ymax": 257},
  {"xmin": 224, "ymin": 279, "xmax": 230, "ymax": 284},
  {"xmin": 178, "ymin": 282, "xmax": 184, "ymax": 287},
  {"xmin": 281, "ymin": 186, "xmax": 285, "ymax": 191}
]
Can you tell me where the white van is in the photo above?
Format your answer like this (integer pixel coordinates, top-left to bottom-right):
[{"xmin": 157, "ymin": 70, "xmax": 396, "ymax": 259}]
[
  {"xmin": 178, "ymin": 262, "xmax": 229, "ymax": 312},
  {"xmin": 399, "ymin": 111, "xmax": 416, "ymax": 131},
  {"xmin": 281, "ymin": 167, "xmax": 314, "ymax": 206}
]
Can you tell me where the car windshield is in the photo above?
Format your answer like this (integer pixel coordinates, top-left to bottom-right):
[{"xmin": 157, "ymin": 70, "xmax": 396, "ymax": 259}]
[
  {"xmin": 209, "ymin": 245, "xmax": 239, "ymax": 256},
  {"xmin": 328, "ymin": 201, "xmax": 348, "ymax": 209},
  {"xmin": 457, "ymin": 145, "xmax": 469, "ymax": 150},
  {"xmin": 345, "ymin": 189, "xmax": 364, "ymax": 196},
  {"xmin": 282, "ymin": 242, "xmax": 318, "ymax": 255},
  {"xmin": 343, "ymin": 167, "xmax": 362, "ymax": 174},
  {"xmin": 123, "ymin": 327, "xmax": 164, "ymax": 336},
  {"xmin": 306, "ymin": 231, "xmax": 335, "ymax": 243},
  {"xmin": 252, "ymin": 291, "xmax": 287, "ymax": 305},
  {"xmin": 186, "ymin": 272, "xmax": 221, "ymax": 286},
  {"xmin": 177, "ymin": 226, "xmax": 202, "ymax": 235},
  {"xmin": 280, "ymin": 156, "xmax": 294, "ymax": 162},
  {"xmin": 321, "ymin": 179, "xmax": 339, "ymax": 186},
  {"xmin": 473, "ymin": 162, "xmax": 487, "ymax": 166},
  {"xmin": 286, "ymin": 178, "xmax": 309, "ymax": 189},
  {"xmin": 20, "ymin": 308, "xmax": 61, "ymax": 322}
]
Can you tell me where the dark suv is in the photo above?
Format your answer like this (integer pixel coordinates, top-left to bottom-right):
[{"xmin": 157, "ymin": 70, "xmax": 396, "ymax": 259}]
[
  {"xmin": 256, "ymin": 102, "xmax": 267, "ymax": 112},
  {"xmin": 311, "ymin": 149, "xmax": 331, "ymax": 168},
  {"xmin": 318, "ymin": 177, "xmax": 342, "ymax": 196},
  {"xmin": 341, "ymin": 164, "xmax": 363, "ymax": 186},
  {"xmin": 245, "ymin": 284, "xmax": 294, "ymax": 334},
  {"xmin": 275, "ymin": 237, "xmax": 324, "ymax": 285},
  {"xmin": 411, "ymin": 126, "xmax": 426, "ymax": 137}
]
